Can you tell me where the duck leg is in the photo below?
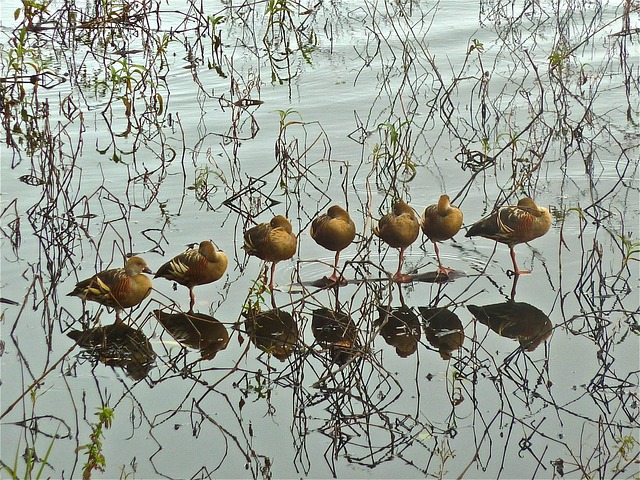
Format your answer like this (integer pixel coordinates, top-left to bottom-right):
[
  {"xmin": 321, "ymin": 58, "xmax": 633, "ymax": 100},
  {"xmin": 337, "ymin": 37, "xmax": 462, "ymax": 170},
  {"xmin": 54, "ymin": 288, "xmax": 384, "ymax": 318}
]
[
  {"xmin": 327, "ymin": 251, "xmax": 347, "ymax": 286},
  {"xmin": 189, "ymin": 288, "xmax": 196, "ymax": 312},
  {"xmin": 269, "ymin": 262, "xmax": 277, "ymax": 291},
  {"xmin": 433, "ymin": 241, "xmax": 454, "ymax": 276},
  {"xmin": 510, "ymin": 246, "xmax": 531, "ymax": 276},
  {"xmin": 510, "ymin": 273, "xmax": 520, "ymax": 300},
  {"xmin": 268, "ymin": 262, "xmax": 278, "ymax": 308},
  {"xmin": 392, "ymin": 247, "xmax": 413, "ymax": 283}
]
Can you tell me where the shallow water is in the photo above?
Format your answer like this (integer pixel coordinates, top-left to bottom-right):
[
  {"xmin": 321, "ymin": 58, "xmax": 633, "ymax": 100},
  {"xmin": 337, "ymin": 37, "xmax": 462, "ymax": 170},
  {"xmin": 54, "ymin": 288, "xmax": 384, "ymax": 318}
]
[{"xmin": 1, "ymin": 0, "xmax": 638, "ymax": 478}]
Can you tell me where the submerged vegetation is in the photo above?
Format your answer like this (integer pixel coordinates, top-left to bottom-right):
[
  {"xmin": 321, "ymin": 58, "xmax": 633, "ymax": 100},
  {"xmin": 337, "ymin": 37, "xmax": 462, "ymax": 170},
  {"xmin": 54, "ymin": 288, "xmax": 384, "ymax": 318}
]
[{"xmin": 1, "ymin": 0, "xmax": 638, "ymax": 478}]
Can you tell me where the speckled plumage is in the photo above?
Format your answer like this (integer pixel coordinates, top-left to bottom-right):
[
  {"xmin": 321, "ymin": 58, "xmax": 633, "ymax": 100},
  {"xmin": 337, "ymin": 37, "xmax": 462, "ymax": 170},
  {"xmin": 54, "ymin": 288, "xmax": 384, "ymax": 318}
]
[
  {"xmin": 155, "ymin": 241, "xmax": 228, "ymax": 312},
  {"xmin": 466, "ymin": 197, "xmax": 551, "ymax": 275},
  {"xmin": 68, "ymin": 256, "xmax": 153, "ymax": 321}
]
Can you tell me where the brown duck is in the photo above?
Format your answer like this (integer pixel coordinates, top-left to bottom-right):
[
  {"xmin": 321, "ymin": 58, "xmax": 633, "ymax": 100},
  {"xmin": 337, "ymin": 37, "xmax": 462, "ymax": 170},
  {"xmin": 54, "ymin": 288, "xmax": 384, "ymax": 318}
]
[
  {"xmin": 155, "ymin": 241, "xmax": 228, "ymax": 312},
  {"xmin": 243, "ymin": 215, "xmax": 297, "ymax": 291},
  {"xmin": 465, "ymin": 197, "xmax": 551, "ymax": 275},
  {"xmin": 310, "ymin": 205, "xmax": 356, "ymax": 284},
  {"xmin": 421, "ymin": 194, "xmax": 463, "ymax": 275},
  {"xmin": 374, "ymin": 199, "xmax": 420, "ymax": 283},
  {"xmin": 68, "ymin": 256, "xmax": 153, "ymax": 322}
]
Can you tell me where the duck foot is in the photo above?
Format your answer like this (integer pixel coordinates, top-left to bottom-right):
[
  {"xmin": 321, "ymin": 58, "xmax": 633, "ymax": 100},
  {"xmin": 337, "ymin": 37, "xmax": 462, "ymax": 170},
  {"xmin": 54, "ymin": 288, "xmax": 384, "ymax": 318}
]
[
  {"xmin": 310, "ymin": 275, "xmax": 348, "ymax": 288},
  {"xmin": 437, "ymin": 265, "xmax": 455, "ymax": 276},
  {"xmin": 507, "ymin": 268, "xmax": 531, "ymax": 278},
  {"xmin": 392, "ymin": 272, "xmax": 414, "ymax": 283},
  {"xmin": 326, "ymin": 274, "xmax": 348, "ymax": 286}
]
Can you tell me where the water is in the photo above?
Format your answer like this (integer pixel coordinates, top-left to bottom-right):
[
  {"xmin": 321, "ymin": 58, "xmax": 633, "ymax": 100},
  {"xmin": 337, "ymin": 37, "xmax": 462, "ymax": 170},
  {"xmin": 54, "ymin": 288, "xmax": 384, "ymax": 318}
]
[{"xmin": 1, "ymin": 0, "xmax": 638, "ymax": 478}]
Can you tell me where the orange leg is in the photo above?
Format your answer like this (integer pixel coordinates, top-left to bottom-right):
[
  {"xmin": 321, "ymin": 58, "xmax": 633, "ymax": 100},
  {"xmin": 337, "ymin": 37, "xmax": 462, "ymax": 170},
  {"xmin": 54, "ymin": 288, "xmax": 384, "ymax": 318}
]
[
  {"xmin": 269, "ymin": 262, "xmax": 277, "ymax": 291},
  {"xmin": 510, "ymin": 246, "xmax": 531, "ymax": 276},
  {"xmin": 327, "ymin": 250, "xmax": 347, "ymax": 286},
  {"xmin": 433, "ymin": 241, "xmax": 454, "ymax": 276},
  {"xmin": 392, "ymin": 247, "xmax": 413, "ymax": 283}
]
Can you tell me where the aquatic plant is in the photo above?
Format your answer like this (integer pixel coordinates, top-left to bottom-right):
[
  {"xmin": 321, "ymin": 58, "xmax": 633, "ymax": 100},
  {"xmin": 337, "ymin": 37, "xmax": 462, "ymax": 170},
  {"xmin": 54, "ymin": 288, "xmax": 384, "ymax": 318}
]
[{"xmin": 78, "ymin": 407, "xmax": 114, "ymax": 480}]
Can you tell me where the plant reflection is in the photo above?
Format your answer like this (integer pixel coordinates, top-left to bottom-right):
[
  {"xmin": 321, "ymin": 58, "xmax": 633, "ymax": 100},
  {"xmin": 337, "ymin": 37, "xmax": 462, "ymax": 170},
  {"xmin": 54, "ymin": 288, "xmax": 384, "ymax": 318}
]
[{"xmin": 1, "ymin": 0, "xmax": 638, "ymax": 478}]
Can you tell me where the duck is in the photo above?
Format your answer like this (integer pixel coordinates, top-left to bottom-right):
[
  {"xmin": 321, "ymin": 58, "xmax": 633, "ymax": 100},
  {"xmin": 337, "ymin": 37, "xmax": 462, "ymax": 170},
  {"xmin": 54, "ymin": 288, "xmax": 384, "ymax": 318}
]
[
  {"xmin": 68, "ymin": 256, "xmax": 153, "ymax": 322},
  {"xmin": 465, "ymin": 197, "xmax": 551, "ymax": 275},
  {"xmin": 310, "ymin": 205, "xmax": 356, "ymax": 285},
  {"xmin": 421, "ymin": 194, "xmax": 463, "ymax": 275},
  {"xmin": 155, "ymin": 240, "xmax": 228, "ymax": 312},
  {"xmin": 243, "ymin": 215, "xmax": 297, "ymax": 291},
  {"xmin": 374, "ymin": 199, "xmax": 420, "ymax": 283}
]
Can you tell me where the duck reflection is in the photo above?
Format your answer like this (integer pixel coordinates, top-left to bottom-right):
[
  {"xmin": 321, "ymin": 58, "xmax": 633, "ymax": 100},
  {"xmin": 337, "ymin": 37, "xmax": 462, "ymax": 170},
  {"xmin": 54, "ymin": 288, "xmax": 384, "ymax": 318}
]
[
  {"xmin": 376, "ymin": 305, "xmax": 421, "ymax": 357},
  {"xmin": 154, "ymin": 310, "xmax": 229, "ymax": 360},
  {"xmin": 311, "ymin": 308, "xmax": 358, "ymax": 365},
  {"xmin": 418, "ymin": 307, "xmax": 464, "ymax": 360},
  {"xmin": 67, "ymin": 323, "xmax": 155, "ymax": 380},
  {"xmin": 467, "ymin": 301, "xmax": 552, "ymax": 351},
  {"xmin": 244, "ymin": 309, "xmax": 299, "ymax": 361}
]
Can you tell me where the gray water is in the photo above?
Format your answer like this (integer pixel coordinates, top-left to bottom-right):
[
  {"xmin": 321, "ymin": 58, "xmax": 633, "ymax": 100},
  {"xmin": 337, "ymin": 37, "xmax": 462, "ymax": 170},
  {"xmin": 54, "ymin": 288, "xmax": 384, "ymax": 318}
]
[{"xmin": 1, "ymin": 0, "xmax": 638, "ymax": 478}]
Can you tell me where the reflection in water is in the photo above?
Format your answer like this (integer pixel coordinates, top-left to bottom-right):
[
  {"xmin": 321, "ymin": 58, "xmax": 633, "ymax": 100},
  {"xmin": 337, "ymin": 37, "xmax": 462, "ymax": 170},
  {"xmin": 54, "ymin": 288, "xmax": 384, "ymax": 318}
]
[
  {"xmin": 67, "ymin": 323, "xmax": 155, "ymax": 380},
  {"xmin": 376, "ymin": 305, "xmax": 421, "ymax": 357},
  {"xmin": 311, "ymin": 307, "xmax": 358, "ymax": 365},
  {"xmin": 467, "ymin": 301, "xmax": 552, "ymax": 351},
  {"xmin": 419, "ymin": 307, "xmax": 464, "ymax": 360},
  {"xmin": 154, "ymin": 310, "xmax": 229, "ymax": 360},
  {"xmin": 244, "ymin": 309, "xmax": 299, "ymax": 361}
]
